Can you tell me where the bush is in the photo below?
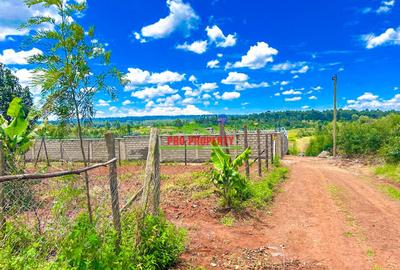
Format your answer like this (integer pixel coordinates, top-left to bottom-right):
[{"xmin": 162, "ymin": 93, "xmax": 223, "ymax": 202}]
[{"xmin": 0, "ymin": 211, "xmax": 186, "ymax": 270}]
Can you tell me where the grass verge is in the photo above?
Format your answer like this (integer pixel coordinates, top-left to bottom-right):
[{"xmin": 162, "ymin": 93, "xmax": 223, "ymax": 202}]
[
  {"xmin": 247, "ymin": 166, "xmax": 289, "ymax": 209},
  {"xmin": 375, "ymin": 164, "xmax": 400, "ymax": 184},
  {"xmin": 379, "ymin": 184, "xmax": 400, "ymax": 200}
]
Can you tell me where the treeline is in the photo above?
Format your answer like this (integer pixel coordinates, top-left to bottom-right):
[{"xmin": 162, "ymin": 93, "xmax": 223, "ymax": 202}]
[
  {"xmin": 306, "ymin": 114, "xmax": 400, "ymax": 163},
  {"xmin": 42, "ymin": 109, "xmax": 399, "ymax": 139}
]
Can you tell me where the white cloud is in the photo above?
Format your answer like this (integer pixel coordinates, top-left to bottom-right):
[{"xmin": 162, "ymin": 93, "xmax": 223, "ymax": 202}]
[
  {"xmin": 0, "ymin": 0, "xmax": 60, "ymax": 41},
  {"xmin": 377, "ymin": 0, "xmax": 396, "ymax": 13},
  {"xmin": 280, "ymin": 81, "xmax": 290, "ymax": 86},
  {"xmin": 98, "ymin": 99, "xmax": 110, "ymax": 107},
  {"xmin": 202, "ymin": 93, "xmax": 211, "ymax": 99},
  {"xmin": 156, "ymin": 93, "xmax": 182, "ymax": 106},
  {"xmin": 11, "ymin": 68, "xmax": 41, "ymax": 96},
  {"xmin": 131, "ymin": 85, "xmax": 177, "ymax": 99},
  {"xmin": 292, "ymin": 65, "xmax": 309, "ymax": 74},
  {"xmin": 176, "ymin": 40, "xmax": 207, "ymax": 54},
  {"xmin": 302, "ymin": 105, "xmax": 310, "ymax": 109},
  {"xmin": 221, "ymin": 91, "xmax": 240, "ymax": 100},
  {"xmin": 0, "ymin": 48, "xmax": 42, "ymax": 65},
  {"xmin": 99, "ymin": 104, "xmax": 210, "ymax": 117},
  {"xmin": 134, "ymin": 0, "xmax": 199, "ymax": 41},
  {"xmin": 357, "ymin": 92, "xmax": 378, "ymax": 101},
  {"xmin": 312, "ymin": 86, "xmax": 323, "ymax": 91},
  {"xmin": 309, "ymin": 95, "xmax": 318, "ymax": 100},
  {"xmin": 124, "ymin": 68, "xmax": 185, "ymax": 88},
  {"xmin": 205, "ymin": 25, "xmax": 237, "ymax": 48},
  {"xmin": 221, "ymin": 71, "xmax": 268, "ymax": 90},
  {"xmin": 109, "ymin": 106, "xmax": 118, "ymax": 112},
  {"xmin": 217, "ymin": 53, "xmax": 223, "ymax": 58},
  {"xmin": 221, "ymin": 72, "xmax": 249, "ymax": 84},
  {"xmin": 122, "ymin": 100, "xmax": 132, "ymax": 106},
  {"xmin": 200, "ymin": 82, "xmax": 218, "ymax": 91},
  {"xmin": 207, "ymin": 59, "xmax": 220, "ymax": 68},
  {"xmin": 188, "ymin": 75, "xmax": 197, "ymax": 82},
  {"xmin": 364, "ymin": 26, "xmax": 400, "ymax": 49},
  {"xmin": 346, "ymin": 92, "xmax": 400, "ymax": 110},
  {"xmin": 282, "ymin": 89, "xmax": 302, "ymax": 95},
  {"xmin": 274, "ymin": 92, "xmax": 281, "ymax": 96},
  {"xmin": 285, "ymin": 96, "xmax": 302, "ymax": 102},
  {"xmin": 229, "ymin": 42, "xmax": 278, "ymax": 69},
  {"xmin": 234, "ymin": 82, "xmax": 269, "ymax": 91},
  {"xmin": 271, "ymin": 61, "xmax": 309, "ymax": 74}
]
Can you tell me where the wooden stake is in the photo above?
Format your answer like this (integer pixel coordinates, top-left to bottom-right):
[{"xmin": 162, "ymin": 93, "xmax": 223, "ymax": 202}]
[
  {"xmin": 118, "ymin": 139, "xmax": 122, "ymax": 166},
  {"xmin": 257, "ymin": 129, "xmax": 262, "ymax": 177},
  {"xmin": 42, "ymin": 137, "xmax": 50, "ymax": 166},
  {"xmin": 243, "ymin": 126, "xmax": 250, "ymax": 178},
  {"xmin": 34, "ymin": 138, "xmax": 44, "ymax": 167},
  {"xmin": 270, "ymin": 134, "xmax": 274, "ymax": 165},
  {"xmin": 141, "ymin": 128, "xmax": 161, "ymax": 215},
  {"xmin": 184, "ymin": 136, "xmax": 187, "ymax": 165},
  {"xmin": 105, "ymin": 133, "xmax": 121, "ymax": 252},
  {"xmin": 265, "ymin": 134, "xmax": 269, "ymax": 171}
]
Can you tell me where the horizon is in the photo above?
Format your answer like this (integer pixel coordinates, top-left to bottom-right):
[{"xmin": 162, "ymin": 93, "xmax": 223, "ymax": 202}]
[{"xmin": 1, "ymin": 0, "xmax": 400, "ymax": 117}]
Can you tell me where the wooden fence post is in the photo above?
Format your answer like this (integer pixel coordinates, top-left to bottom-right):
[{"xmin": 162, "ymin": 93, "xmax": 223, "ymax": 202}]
[
  {"xmin": 243, "ymin": 126, "xmax": 250, "ymax": 178},
  {"xmin": 60, "ymin": 140, "xmax": 64, "ymax": 162},
  {"xmin": 257, "ymin": 129, "xmax": 262, "ymax": 177},
  {"xmin": 118, "ymin": 139, "xmax": 122, "ymax": 167},
  {"xmin": 265, "ymin": 134, "xmax": 269, "ymax": 171},
  {"xmin": 141, "ymin": 128, "xmax": 161, "ymax": 215},
  {"xmin": 0, "ymin": 141, "xmax": 5, "ymax": 232},
  {"xmin": 270, "ymin": 134, "xmax": 274, "ymax": 165},
  {"xmin": 105, "ymin": 133, "xmax": 122, "ymax": 251},
  {"xmin": 184, "ymin": 136, "xmax": 187, "ymax": 166}
]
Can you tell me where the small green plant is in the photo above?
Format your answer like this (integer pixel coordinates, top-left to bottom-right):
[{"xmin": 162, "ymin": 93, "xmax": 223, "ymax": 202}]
[
  {"xmin": 220, "ymin": 214, "xmax": 235, "ymax": 227},
  {"xmin": 210, "ymin": 141, "xmax": 251, "ymax": 209}
]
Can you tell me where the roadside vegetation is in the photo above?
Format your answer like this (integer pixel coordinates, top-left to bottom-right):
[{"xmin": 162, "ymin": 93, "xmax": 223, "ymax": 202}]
[
  {"xmin": 303, "ymin": 114, "xmax": 400, "ymax": 195},
  {"xmin": 210, "ymin": 142, "xmax": 287, "ymax": 210}
]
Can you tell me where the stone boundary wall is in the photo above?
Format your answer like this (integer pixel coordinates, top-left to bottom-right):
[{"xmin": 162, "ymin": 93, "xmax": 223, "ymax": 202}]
[{"xmin": 25, "ymin": 132, "xmax": 288, "ymax": 163}]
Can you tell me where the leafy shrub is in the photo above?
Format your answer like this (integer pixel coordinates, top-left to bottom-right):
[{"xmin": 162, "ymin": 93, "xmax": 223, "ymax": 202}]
[
  {"xmin": 135, "ymin": 214, "xmax": 186, "ymax": 270},
  {"xmin": 0, "ymin": 211, "xmax": 186, "ymax": 270},
  {"xmin": 210, "ymin": 141, "xmax": 252, "ymax": 209}
]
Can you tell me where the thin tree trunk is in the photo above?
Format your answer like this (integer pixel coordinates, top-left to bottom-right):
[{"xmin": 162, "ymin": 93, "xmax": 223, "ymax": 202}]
[{"xmin": 72, "ymin": 94, "xmax": 93, "ymax": 223}]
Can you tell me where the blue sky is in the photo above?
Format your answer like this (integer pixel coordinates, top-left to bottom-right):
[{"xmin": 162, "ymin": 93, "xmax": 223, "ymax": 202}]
[{"xmin": 0, "ymin": 0, "xmax": 400, "ymax": 117}]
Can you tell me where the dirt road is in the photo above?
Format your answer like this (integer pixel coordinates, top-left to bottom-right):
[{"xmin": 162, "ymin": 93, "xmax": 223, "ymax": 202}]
[
  {"xmin": 170, "ymin": 156, "xmax": 400, "ymax": 269},
  {"xmin": 267, "ymin": 156, "xmax": 400, "ymax": 269}
]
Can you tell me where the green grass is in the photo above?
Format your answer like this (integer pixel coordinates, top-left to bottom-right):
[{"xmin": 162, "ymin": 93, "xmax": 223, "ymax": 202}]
[
  {"xmin": 375, "ymin": 164, "xmax": 400, "ymax": 184},
  {"xmin": 247, "ymin": 166, "xmax": 288, "ymax": 208},
  {"xmin": 220, "ymin": 214, "xmax": 235, "ymax": 227},
  {"xmin": 379, "ymin": 184, "xmax": 400, "ymax": 200}
]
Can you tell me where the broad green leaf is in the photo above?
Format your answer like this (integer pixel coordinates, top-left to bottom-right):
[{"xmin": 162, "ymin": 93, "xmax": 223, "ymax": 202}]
[{"xmin": 6, "ymin": 97, "xmax": 23, "ymax": 118}]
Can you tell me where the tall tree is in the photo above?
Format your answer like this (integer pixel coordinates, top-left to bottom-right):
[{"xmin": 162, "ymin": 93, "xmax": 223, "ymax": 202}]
[
  {"xmin": 0, "ymin": 63, "xmax": 33, "ymax": 120},
  {"xmin": 24, "ymin": 0, "xmax": 122, "ymax": 222}
]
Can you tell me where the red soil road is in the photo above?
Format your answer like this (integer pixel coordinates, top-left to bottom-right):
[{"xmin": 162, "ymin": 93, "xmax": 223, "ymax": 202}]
[
  {"xmin": 267, "ymin": 156, "xmax": 400, "ymax": 270},
  {"xmin": 169, "ymin": 156, "xmax": 400, "ymax": 269}
]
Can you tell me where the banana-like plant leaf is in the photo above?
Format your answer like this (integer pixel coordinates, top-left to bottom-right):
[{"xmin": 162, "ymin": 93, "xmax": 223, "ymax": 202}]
[{"xmin": 232, "ymin": 147, "xmax": 251, "ymax": 168}]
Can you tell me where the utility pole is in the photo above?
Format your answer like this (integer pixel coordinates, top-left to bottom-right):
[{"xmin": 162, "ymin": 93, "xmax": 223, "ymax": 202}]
[{"xmin": 332, "ymin": 74, "xmax": 337, "ymax": 157}]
